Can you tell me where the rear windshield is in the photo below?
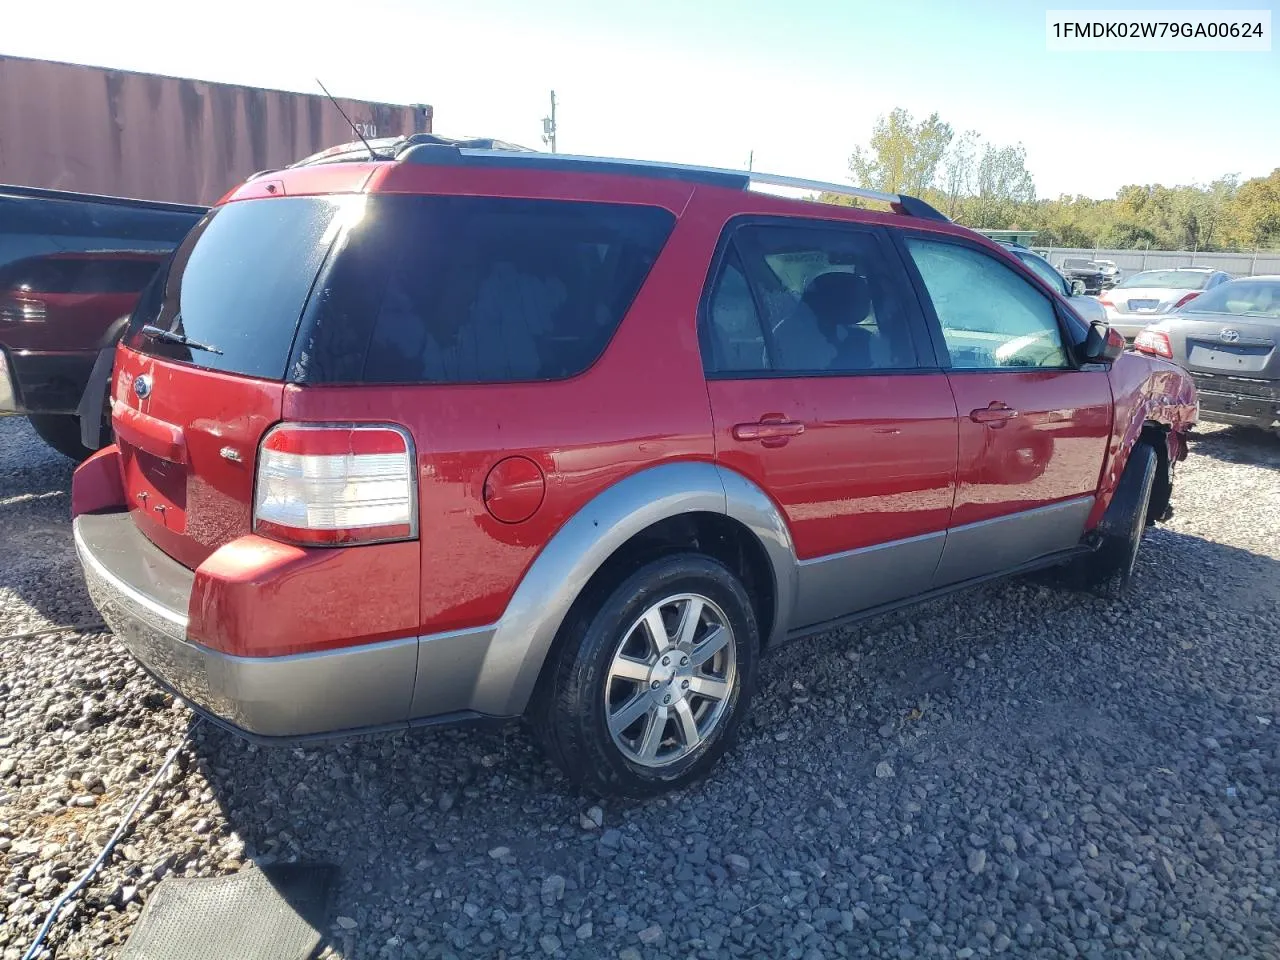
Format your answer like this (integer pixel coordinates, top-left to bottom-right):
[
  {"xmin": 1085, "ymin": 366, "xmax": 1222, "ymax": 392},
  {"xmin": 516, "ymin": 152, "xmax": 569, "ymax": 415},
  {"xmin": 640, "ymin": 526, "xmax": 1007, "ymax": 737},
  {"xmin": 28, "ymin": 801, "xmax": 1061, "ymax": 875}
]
[
  {"xmin": 1117, "ymin": 270, "xmax": 1209, "ymax": 290},
  {"xmin": 1181, "ymin": 279, "xmax": 1280, "ymax": 319},
  {"xmin": 127, "ymin": 194, "xmax": 675, "ymax": 384},
  {"xmin": 125, "ymin": 198, "xmax": 341, "ymax": 379},
  {"xmin": 291, "ymin": 195, "xmax": 675, "ymax": 384}
]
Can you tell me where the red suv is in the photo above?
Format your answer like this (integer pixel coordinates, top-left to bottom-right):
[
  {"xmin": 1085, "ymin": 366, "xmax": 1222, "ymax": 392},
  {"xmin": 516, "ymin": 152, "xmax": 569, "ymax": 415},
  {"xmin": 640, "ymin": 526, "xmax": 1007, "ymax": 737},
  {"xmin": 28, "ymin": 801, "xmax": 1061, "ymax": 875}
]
[
  {"xmin": 71, "ymin": 136, "xmax": 1197, "ymax": 798},
  {"xmin": 1, "ymin": 185, "xmax": 203, "ymax": 459}
]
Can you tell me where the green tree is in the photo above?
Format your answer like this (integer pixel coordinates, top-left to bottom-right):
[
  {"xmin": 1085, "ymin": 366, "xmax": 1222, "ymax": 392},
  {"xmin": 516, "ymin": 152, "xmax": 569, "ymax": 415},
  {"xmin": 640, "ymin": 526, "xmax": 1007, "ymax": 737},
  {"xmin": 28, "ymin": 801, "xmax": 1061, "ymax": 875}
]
[
  {"xmin": 1171, "ymin": 176, "xmax": 1237, "ymax": 250},
  {"xmin": 1229, "ymin": 168, "xmax": 1280, "ymax": 247},
  {"xmin": 849, "ymin": 108, "xmax": 954, "ymax": 196},
  {"xmin": 938, "ymin": 130, "xmax": 980, "ymax": 219},
  {"xmin": 969, "ymin": 142, "xmax": 1036, "ymax": 228},
  {"xmin": 835, "ymin": 108, "xmax": 1278, "ymax": 251}
]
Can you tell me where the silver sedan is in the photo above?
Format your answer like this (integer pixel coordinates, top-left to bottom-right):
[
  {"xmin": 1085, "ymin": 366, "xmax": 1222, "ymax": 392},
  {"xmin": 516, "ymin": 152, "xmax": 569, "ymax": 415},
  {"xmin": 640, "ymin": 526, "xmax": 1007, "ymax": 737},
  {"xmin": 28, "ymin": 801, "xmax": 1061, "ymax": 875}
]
[{"xmin": 1101, "ymin": 267, "xmax": 1233, "ymax": 341}]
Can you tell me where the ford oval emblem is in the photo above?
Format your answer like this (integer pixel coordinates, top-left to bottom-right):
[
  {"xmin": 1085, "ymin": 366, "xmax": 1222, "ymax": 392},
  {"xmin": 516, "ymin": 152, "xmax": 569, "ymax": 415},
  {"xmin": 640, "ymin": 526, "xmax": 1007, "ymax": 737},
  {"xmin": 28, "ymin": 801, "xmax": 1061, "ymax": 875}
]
[
  {"xmin": 133, "ymin": 374, "xmax": 153, "ymax": 399},
  {"xmin": 1220, "ymin": 328, "xmax": 1241, "ymax": 343}
]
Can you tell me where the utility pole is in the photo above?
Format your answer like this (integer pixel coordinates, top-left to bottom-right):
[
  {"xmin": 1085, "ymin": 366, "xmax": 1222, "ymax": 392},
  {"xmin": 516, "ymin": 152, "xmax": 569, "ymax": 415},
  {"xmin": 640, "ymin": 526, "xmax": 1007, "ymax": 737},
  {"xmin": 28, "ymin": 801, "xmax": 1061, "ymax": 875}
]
[
  {"xmin": 748, "ymin": 150, "xmax": 754, "ymax": 172},
  {"xmin": 542, "ymin": 90, "xmax": 558, "ymax": 154}
]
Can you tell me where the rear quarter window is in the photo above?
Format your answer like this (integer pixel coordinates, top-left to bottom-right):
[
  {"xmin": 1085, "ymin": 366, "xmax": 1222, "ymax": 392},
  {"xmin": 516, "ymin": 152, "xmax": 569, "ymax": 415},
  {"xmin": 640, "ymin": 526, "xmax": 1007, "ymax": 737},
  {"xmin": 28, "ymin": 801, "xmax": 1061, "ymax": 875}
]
[{"xmin": 291, "ymin": 196, "xmax": 675, "ymax": 384}]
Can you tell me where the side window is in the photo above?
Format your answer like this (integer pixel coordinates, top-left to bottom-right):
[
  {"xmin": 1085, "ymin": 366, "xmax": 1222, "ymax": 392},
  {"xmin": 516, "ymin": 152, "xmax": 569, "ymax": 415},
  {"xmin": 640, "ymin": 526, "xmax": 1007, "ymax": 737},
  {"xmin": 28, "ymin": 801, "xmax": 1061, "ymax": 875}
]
[
  {"xmin": 905, "ymin": 238, "xmax": 1069, "ymax": 371},
  {"xmin": 304, "ymin": 197, "xmax": 676, "ymax": 384},
  {"xmin": 701, "ymin": 223, "xmax": 919, "ymax": 376},
  {"xmin": 703, "ymin": 250, "xmax": 770, "ymax": 373}
]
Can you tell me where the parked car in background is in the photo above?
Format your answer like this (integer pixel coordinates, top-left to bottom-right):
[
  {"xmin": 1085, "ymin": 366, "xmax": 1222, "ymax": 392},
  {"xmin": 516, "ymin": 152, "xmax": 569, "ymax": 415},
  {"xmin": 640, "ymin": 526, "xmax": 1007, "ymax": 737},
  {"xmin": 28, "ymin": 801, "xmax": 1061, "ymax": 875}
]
[
  {"xmin": 0, "ymin": 185, "xmax": 204, "ymax": 459},
  {"xmin": 1100, "ymin": 267, "xmax": 1234, "ymax": 342},
  {"xmin": 999, "ymin": 242, "xmax": 1108, "ymax": 326},
  {"xmin": 71, "ymin": 138, "xmax": 1195, "ymax": 798},
  {"xmin": 1095, "ymin": 259, "xmax": 1121, "ymax": 288},
  {"xmin": 1134, "ymin": 276, "xmax": 1280, "ymax": 436},
  {"xmin": 1059, "ymin": 258, "xmax": 1106, "ymax": 295}
]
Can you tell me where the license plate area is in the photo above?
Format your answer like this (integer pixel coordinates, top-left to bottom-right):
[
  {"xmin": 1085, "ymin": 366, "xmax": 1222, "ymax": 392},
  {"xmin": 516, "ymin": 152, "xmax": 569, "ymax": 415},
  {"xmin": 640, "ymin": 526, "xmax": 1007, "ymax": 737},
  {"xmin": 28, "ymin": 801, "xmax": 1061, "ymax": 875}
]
[{"xmin": 1187, "ymin": 341, "xmax": 1271, "ymax": 374}]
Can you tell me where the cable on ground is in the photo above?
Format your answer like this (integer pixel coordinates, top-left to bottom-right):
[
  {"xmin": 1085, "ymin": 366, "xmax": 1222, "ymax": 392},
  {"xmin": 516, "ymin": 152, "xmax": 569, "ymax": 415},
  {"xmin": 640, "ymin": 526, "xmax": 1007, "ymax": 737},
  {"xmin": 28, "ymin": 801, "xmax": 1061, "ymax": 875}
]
[{"xmin": 22, "ymin": 718, "xmax": 203, "ymax": 960}]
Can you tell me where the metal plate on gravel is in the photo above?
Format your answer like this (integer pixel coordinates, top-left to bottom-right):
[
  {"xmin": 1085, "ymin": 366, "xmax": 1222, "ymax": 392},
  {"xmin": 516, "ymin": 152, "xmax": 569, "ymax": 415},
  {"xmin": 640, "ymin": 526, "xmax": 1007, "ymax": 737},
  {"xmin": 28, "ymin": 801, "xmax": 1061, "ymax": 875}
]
[{"xmin": 119, "ymin": 863, "xmax": 337, "ymax": 960}]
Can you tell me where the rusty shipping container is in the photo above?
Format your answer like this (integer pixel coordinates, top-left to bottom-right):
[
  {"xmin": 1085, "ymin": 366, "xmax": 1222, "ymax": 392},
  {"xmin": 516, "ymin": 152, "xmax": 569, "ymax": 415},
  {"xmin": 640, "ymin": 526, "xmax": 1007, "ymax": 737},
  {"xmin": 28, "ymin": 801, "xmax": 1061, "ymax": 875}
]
[{"xmin": 0, "ymin": 55, "xmax": 432, "ymax": 205}]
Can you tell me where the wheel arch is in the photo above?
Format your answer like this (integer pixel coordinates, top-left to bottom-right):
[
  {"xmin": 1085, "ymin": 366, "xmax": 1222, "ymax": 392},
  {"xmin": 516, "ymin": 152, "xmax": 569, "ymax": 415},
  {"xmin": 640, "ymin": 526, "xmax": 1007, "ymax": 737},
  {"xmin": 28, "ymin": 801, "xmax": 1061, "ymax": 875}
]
[
  {"xmin": 470, "ymin": 461, "xmax": 797, "ymax": 717},
  {"xmin": 1089, "ymin": 366, "xmax": 1192, "ymax": 532}
]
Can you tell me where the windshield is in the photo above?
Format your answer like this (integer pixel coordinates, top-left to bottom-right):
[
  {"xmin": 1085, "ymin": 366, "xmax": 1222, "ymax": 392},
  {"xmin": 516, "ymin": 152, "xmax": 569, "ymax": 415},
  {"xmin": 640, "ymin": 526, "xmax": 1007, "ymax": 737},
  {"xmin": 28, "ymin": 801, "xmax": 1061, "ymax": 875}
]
[
  {"xmin": 1180, "ymin": 279, "xmax": 1280, "ymax": 319},
  {"xmin": 1117, "ymin": 270, "xmax": 1211, "ymax": 290}
]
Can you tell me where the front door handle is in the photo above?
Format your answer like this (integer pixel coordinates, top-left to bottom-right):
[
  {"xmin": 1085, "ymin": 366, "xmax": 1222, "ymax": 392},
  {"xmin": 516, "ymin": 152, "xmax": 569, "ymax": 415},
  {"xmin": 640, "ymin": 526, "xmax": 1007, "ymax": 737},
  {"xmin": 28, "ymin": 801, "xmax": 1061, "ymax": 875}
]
[
  {"xmin": 969, "ymin": 402, "xmax": 1019, "ymax": 425},
  {"xmin": 733, "ymin": 415, "xmax": 805, "ymax": 447}
]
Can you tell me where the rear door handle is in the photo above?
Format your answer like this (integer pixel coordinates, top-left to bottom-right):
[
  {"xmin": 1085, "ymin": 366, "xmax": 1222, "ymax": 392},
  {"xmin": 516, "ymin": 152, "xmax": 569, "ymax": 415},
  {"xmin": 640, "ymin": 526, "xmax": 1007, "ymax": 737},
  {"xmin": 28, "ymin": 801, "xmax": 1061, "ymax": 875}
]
[
  {"xmin": 733, "ymin": 416, "xmax": 805, "ymax": 447},
  {"xmin": 969, "ymin": 402, "xmax": 1019, "ymax": 425}
]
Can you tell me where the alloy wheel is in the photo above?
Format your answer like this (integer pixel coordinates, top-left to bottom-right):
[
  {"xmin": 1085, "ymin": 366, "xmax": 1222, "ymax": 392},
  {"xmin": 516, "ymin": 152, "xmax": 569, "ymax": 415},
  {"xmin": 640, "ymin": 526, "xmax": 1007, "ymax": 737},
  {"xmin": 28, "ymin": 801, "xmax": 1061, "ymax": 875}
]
[{"xmin": 603, "ymin": 593, "xmax": 737, "ymax": 768}]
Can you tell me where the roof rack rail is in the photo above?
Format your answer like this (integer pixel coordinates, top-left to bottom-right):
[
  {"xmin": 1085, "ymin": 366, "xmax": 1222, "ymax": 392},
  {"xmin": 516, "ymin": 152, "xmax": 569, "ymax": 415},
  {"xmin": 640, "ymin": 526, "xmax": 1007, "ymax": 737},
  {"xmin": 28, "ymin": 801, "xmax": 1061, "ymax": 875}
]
[
  {"xmin": 291, "ymin": 133, "xmax": 538, "ymax": 168},
  {"xmin": 293, "ymin": 138, "xmax": 951, "ymax": 222},
  {"xmin": 744, "ymin": 172, "xmax": 949, "ymax": 221},
  {"xmin": 446, "ymin": 150, "xmax": 952, "ymax": 221}
]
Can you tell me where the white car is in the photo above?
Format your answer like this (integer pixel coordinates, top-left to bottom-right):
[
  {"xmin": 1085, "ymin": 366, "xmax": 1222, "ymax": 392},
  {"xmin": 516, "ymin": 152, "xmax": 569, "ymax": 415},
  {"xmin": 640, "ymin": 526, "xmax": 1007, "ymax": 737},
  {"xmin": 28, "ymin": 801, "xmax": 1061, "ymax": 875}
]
[{"xmin": 1100, "ymin": 267, "xmax": 1232, "ymax": 341}]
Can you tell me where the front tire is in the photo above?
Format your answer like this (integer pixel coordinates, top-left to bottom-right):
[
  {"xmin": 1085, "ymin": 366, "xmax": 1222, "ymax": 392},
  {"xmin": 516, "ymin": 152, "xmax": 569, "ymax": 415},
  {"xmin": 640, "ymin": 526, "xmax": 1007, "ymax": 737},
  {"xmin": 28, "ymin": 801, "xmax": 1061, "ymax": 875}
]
[
  {"xmin": 1075, "ymin": 443, "xmax": 1158, "ymax": 595},
  {"xmin": 532, "ymin": 553, "xmax": 759, "ymax": 799}
]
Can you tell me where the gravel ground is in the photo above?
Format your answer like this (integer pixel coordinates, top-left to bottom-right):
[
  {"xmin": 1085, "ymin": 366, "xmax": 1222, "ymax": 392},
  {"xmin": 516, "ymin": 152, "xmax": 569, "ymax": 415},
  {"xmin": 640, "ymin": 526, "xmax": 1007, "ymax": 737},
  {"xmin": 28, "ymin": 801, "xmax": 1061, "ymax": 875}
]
[{"xmin": 1, "ymin": 415, "xmax": 1278, "ymax": 960}]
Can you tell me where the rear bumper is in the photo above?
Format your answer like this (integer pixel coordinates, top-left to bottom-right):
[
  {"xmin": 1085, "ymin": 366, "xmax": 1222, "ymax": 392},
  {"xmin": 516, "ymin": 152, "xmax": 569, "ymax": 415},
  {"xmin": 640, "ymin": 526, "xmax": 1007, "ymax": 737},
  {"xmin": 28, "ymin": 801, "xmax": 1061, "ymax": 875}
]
[
  {"xmin": 1195, "ymin": 387, "xmax": 1280, "ymax": 430},
  {"xmin": 73, "ymin": 510, "xmax": 483, "ymax": 739}
]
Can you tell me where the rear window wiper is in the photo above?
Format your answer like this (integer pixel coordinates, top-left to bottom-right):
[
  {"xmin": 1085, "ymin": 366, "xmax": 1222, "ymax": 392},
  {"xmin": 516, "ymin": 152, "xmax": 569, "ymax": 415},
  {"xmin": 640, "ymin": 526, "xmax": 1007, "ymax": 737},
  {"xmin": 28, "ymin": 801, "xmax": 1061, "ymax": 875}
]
[{"xmin": 142, "ymin": 323, "xmax": 223, "ymax": 356}]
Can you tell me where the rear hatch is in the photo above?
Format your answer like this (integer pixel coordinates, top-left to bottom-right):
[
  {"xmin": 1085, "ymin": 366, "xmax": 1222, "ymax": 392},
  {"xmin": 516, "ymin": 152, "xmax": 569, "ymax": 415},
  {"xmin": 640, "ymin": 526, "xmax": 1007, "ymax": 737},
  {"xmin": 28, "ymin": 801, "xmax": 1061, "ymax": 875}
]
[{"xmin": 112, "ymin": 196, "xmax": 344, "ymax": 568}]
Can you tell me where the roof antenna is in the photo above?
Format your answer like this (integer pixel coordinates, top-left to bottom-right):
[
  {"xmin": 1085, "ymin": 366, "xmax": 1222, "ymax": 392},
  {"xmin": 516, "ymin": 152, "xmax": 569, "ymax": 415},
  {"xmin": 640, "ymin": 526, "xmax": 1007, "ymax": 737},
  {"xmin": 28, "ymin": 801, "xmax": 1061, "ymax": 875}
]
[{"xmin": 316, "ymin": 78, "xmax": 377, "ymax": 160}]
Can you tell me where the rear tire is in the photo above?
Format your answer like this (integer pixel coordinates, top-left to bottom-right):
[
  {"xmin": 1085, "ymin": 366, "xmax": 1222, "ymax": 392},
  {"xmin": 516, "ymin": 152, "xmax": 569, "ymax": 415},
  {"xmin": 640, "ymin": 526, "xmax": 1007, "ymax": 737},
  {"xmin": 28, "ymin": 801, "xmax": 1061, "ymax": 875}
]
[
  {"xmin": 1072, "ymin": 443, "xmax": 1158, "ymax": 596},
  {"xmin": 531, "ymin": 553, "xmax": 759, "ymax": 799},
  {"xmin": 28, "ymin": 414, "xmax": 93, "ymax": 462}
]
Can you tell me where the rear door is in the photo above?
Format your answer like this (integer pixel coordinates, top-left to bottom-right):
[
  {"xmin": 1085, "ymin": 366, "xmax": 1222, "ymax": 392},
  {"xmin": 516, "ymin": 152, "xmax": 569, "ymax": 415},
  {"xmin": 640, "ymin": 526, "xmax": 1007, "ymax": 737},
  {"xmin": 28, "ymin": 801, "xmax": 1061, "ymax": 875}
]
[
  {"xmin": 113, "ymin": 197, "xmax": 342, "ymax": 568},
  {"xmin": 701, "ymin": 219, "xmax": 958, "ymax": 631},
  {"xmin": 897, "ymin": 234, "xmax": 1112, "ymax": 584}
]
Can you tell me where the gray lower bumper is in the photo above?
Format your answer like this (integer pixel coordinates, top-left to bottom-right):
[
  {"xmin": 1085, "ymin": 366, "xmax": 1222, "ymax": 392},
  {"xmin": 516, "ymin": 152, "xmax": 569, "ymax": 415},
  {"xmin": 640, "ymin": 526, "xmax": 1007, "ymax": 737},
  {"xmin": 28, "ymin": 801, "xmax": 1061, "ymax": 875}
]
[
  {"xmin": 73, "ymin": 512, "xmax": 427, "ymax": 738},
  {"xmin": 1196, "ymin": 389, "xmax": 1280, "ymax": 430}
]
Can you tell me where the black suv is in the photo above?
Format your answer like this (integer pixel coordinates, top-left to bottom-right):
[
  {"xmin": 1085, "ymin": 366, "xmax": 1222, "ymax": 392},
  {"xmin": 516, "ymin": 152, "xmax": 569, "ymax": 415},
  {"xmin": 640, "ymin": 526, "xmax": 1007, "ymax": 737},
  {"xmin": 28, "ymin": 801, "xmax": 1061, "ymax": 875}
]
[{"xmin": 1058, "ymin": 258, "xmax": 1106, "ymax": 296}]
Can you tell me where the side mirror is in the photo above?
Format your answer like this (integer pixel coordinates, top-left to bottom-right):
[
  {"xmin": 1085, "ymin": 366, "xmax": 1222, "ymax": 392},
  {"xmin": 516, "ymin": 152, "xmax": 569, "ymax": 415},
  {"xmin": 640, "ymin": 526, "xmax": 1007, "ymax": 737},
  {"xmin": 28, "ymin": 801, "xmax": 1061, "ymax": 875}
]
[
  {"xmin": 1082, "ymin": 321, "xmax": 1126, "ymax": 363},
  {"xmin": 1070, "ymin": 279, "xmax": 1086, "ymax": 296}
]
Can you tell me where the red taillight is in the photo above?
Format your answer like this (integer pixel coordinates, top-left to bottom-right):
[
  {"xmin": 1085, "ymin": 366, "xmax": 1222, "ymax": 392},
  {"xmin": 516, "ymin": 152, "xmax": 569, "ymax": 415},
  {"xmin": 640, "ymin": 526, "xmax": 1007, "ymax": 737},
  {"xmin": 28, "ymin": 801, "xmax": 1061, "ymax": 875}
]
[
  {"xmin": 1172, "ymin": 292, "xmax": 1200, "ymax": 310},
  {"xmin": 1134, "ymin": 330, "xmax": 1173, "ymax": 359},
  {"xmin": 1098, "ymin": 295, "xmax": 1114, "ymax": 307},
  {"xmin": 253, "ymin": 423, "xmax": 417, "ymax": 546}
]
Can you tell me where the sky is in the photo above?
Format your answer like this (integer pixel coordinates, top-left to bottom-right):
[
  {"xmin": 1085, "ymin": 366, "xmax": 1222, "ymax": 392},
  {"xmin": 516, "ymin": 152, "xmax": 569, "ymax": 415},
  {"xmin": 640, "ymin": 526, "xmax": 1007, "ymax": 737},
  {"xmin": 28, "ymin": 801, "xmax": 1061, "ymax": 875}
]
[{"xmin": 3, "ymin": 0, "xmax": 1278, "ymax": 200}]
